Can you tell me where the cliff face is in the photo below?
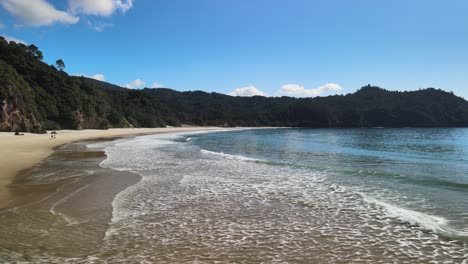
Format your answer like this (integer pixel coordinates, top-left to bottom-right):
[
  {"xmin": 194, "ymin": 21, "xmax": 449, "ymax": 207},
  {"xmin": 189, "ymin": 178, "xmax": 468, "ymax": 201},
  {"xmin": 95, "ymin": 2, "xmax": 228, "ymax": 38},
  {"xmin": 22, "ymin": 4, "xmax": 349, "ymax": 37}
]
[
  {"xmin": 0, "ymin": 60, "xmax": 43, "ymax": 133},
  {"xmin": 74, "ymin": 110, "xmax": 112, "ymax": 130}
]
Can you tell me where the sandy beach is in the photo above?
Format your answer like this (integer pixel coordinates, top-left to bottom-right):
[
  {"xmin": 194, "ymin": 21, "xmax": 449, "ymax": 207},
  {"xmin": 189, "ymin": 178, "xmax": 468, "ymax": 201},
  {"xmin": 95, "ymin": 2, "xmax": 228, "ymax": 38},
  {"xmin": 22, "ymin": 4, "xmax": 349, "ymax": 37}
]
[
  {"xmin": 0, "ymin": 127, "xmax": 224, "ymax": 204},
  {"xmin": 1, "ymin": 128, "xmax": 467, "ymax": 263}
]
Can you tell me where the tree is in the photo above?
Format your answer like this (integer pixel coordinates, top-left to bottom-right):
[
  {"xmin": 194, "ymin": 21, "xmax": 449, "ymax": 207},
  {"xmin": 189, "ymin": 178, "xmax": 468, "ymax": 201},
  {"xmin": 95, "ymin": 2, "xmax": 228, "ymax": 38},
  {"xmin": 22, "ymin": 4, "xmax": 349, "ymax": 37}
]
[
  {"xmin": 28, "ymin": 45, "xmax": 43, "ymax": 60},
  {"xmin": 56, "ymin": 59, "xmax": 65, "ymax": 71}
]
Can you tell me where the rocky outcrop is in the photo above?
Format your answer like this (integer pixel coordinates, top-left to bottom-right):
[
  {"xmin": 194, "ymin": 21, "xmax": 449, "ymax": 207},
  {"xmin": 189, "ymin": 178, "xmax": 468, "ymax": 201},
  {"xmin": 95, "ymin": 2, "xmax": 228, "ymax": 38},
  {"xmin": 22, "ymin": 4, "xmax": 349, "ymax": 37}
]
[
  {"xmin": 75, "ymin": 111, "xmax": 110, "ymax": 130},
  {"xmin": 0, "ymin": 60, "xmax": 44, "ymax": 133}
]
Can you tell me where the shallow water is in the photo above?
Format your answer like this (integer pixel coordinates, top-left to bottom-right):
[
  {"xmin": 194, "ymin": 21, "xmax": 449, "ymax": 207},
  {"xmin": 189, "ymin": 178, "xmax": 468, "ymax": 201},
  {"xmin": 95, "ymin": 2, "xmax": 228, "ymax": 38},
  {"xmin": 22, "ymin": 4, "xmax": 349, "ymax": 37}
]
[
  {"xmin": 1, "ymin": 128, "xmax": 468, "ymax": 263},
  {"xmin": 0, "ymin": 141, "xmax": 140, "ymax": 262}
]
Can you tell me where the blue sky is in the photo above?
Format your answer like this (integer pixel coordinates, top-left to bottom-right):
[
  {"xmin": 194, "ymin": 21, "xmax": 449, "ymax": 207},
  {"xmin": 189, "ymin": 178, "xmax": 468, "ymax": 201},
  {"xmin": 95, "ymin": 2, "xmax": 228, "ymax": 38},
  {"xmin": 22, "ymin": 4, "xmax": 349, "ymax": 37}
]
[{"xmin": 0, "ymin": 0, "xmax": 467, "ymax": 98}]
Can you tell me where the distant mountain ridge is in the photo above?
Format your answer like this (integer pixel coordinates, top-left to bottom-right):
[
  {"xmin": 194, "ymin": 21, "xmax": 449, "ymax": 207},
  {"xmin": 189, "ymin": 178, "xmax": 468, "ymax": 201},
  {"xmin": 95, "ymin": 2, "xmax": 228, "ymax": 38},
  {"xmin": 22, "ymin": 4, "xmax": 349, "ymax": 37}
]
[{"xmin": 1, "ymin": 37, "xmax": 468, "ymax": 133}]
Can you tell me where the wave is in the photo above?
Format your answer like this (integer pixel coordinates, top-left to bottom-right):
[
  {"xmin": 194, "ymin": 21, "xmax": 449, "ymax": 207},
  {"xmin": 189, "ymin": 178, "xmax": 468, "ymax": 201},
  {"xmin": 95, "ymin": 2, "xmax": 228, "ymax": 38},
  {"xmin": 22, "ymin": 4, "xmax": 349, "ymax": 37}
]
[
  {"xmin": 200, "ymin": 149, "xmax": 265, "ymax": 162},
  {"xmin": 360, "ymin": 193, "xmax": 468, "ymax": 241},
  {"xmin": 95, "ymin": 130, "xmax": 468, "ymax": 245},
  {"xmin": 292, "ymin": 163, "xmax": 468, "ymax": 192}
]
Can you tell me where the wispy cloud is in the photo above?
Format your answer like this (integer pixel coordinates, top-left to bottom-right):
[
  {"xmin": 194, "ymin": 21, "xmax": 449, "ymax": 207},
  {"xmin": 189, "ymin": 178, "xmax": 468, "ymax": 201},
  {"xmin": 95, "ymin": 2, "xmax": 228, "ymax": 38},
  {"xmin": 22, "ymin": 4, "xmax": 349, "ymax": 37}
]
[
  {"xmin": 68, "ymin": 0, "xmax": 134, "ymax": 16},
  {"xmin": 1, "ymin": 35, "xmax": 27, "ymax": 44},
  {"xmin": 86, "ymin": 20, "xmax": 114, "ymax": 32},
  {"xmin": 123, "ymin": 79, "xmax": 165, "ymax": 89},
  {"xmin": 277, "ymin": 83, "xmax": 343, "ymax": 97},
  {"xmin": 151, "ymin": 82, "xmax": 165, "ymax": 88},
  {"xmin": 0, "ymin": 0, "xmax": 79, "ymax": 27},
  {"xmin": 125, "ymin": 78, "xmax": 145, "ymax": 89},
  {"xmin": 229, "ymin": 85, "xmax": 267, "ymax": 97}
]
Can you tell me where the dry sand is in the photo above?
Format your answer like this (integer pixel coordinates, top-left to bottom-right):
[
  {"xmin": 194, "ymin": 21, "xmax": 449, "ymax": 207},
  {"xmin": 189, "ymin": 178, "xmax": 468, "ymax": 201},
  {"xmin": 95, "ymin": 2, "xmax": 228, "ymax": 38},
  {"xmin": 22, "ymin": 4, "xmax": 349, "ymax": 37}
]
[{"xmin": 0, "ymin": 127, "xmax": 226, "ymax": 203}]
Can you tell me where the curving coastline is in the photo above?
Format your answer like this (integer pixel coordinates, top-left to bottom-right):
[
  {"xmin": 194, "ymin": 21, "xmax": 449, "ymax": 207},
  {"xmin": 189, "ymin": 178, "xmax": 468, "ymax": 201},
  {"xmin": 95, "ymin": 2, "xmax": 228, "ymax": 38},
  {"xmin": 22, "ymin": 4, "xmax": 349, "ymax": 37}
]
[{"xmin": 0, "ymin": 127, "xmax": 230, "ymax": 206}]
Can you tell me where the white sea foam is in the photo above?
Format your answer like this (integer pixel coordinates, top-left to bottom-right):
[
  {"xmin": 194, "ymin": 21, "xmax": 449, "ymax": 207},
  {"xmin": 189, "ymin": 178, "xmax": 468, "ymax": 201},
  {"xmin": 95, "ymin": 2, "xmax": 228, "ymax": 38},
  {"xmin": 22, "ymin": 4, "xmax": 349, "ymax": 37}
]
[
  {"xmin": 98, "ymin": 131, "xmax": 230, "ymax": 230},
  {"xmin": 360, "ymin": 193, "xmax": 448, "ymax": 232},
  {"xmin": 200, "ymin": 149, "xmax": 264, "ymax": 162},
  {"xmin": 362, "ymin": 193, "xmax": 468, "ymax": 240},
  {"xmin": 6, "ymin": 128, "xmax": 468, "ymax": 263},
  {"xmin": 86, "ymin": 138, "xmax": 127, "ymax": 149},
  {"xmin": 87, "ymin": 130, "xmax": 468, "ymax": 263}
]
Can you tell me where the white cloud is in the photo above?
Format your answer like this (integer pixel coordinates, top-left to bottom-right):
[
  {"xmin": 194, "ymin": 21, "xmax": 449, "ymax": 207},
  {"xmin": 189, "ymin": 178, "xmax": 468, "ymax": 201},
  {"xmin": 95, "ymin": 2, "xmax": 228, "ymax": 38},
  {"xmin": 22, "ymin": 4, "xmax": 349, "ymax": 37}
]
[
  {"xmin": 74, "ymin": 73, "xmax": 106, "ymax": 81},
  {"xmin": 0, "ymin": 0, "xmax": 133, "ymax": 28},
  {"xmin": 0, "ymin": 0, "xmax": 79, "ymax": 27},
  {"xmin": 90, "ymin": 74, "xmax": 105, "ymax": 81},
  {"xmin": 277, "ymin": 83, "xmax": 343, "ymax": 97},
  {"xmin": 151, "ymin": 82, "xmax": 165, "ymax": 88},
  {"xmin": 1, "ymin": 35, "xmax": 27, "ymax": 44},
  {"xmin": 86, "ymin": 20, "xmax": 114, "ymax": 32},
  {"xmin": 69, "ymin": 0, "xmax": 134, "ymax": 16},
  {"xmin": 125, "ymin": 78, "xmax": 145, "ymax": 89},
  {"xmin": 229, "ymin": 85, "xmax": 267, "ymax": 97}
]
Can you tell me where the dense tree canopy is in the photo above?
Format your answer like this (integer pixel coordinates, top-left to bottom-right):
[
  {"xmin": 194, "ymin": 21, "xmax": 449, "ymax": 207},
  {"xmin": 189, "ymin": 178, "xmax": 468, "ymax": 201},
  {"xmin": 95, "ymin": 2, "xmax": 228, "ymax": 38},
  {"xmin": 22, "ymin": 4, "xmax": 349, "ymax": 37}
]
[{"xmin": 1, "ymin": 37, "xmax": 468, "ymax": 133}]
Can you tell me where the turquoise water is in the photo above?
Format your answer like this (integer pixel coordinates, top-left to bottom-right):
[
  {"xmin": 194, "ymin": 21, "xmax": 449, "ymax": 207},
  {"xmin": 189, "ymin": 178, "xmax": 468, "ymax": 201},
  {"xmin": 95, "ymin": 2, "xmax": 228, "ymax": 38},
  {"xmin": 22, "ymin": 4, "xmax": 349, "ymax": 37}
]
[
  {"xmin": 89, "ymin": 128, "xmax": 466, "ymax": 262},
  {"xmin": 3, "ymin": 128, "xmax": 468, "ymax": 262},
  {"xmin": 193, "ymin": 128, "xmax": 468, "ymax": 239}
]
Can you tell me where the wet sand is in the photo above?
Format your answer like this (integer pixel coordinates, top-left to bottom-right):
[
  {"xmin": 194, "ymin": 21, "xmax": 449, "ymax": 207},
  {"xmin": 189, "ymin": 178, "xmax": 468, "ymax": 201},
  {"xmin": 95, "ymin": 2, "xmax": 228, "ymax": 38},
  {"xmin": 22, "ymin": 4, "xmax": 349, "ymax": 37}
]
[
  {"xmin": 0, "ymin": 127, "xmax": 243, "ymax": 260},
  {"xmin": 1, "ymin": 129, "xmax": 467, "ymax": 263},
  {"xmin": 0, "ymin": 127, "xmax": 225, "ymax": 205},
  {"xmin": 0, "ymin": 140, "xmax": 142, "ymax": 259}
]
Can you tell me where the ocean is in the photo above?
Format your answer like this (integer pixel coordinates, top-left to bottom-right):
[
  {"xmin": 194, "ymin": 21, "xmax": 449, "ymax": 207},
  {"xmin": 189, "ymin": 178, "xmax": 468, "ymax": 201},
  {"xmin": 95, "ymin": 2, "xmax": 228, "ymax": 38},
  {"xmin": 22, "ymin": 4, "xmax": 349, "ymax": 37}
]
[{"xmin": 1, "ymin": 128, "xmax": 468, "ymax": 263}]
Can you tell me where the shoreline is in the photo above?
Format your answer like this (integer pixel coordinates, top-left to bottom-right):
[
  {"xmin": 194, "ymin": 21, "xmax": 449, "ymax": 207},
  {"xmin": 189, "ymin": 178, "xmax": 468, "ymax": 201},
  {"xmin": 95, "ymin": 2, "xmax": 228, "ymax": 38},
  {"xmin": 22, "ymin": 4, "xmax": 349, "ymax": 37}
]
[
  {"xmin": 0, "ymin": 127, "xmax": 232, "ymax": 204},
  {"xmin": 1, "ymin": 127, "xmax": 468, "ymax": 262},
  {"xmin": 0, "ymin": 139, "xmax": 146, "ymax": 257}
]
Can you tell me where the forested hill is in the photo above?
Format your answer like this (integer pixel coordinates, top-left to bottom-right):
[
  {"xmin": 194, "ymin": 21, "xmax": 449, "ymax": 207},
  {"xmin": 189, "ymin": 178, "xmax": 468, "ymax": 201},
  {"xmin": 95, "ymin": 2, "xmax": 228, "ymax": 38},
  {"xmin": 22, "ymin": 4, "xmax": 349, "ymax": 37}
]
[{"xmin": 1, "ymin": 38, "xmax": 468, "ymax": 133}]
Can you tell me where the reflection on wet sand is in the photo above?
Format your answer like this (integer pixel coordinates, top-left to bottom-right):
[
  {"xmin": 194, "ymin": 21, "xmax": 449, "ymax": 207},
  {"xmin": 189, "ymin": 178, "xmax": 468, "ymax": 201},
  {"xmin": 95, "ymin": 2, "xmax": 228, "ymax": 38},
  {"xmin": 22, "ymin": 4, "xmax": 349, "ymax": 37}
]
[{"xmin": 0, "ymin": 142, "xmax": 140, "ymax": 260}]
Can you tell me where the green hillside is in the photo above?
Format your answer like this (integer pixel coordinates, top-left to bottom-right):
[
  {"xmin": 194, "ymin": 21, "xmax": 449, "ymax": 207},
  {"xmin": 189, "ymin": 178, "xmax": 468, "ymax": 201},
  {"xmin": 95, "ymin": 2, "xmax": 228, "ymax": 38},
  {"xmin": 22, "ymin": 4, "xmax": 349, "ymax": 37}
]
[{"xmin": 1, "ymin": 37, "xmax": 468, "ymax": 133}]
